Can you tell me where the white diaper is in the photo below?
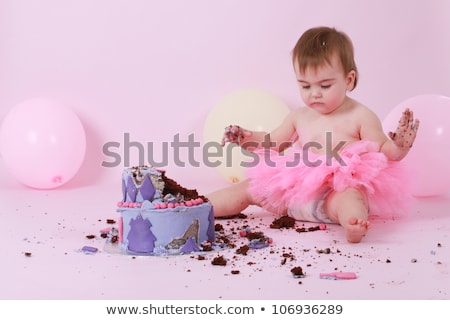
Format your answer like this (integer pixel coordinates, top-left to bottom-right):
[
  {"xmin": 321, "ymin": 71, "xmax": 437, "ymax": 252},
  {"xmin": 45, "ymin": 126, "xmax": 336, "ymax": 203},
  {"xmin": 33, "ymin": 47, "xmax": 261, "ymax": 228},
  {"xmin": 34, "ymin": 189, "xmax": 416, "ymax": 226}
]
[{"xmin": 287, "ymin": 190, "xmax": 335, "ymax": 224}]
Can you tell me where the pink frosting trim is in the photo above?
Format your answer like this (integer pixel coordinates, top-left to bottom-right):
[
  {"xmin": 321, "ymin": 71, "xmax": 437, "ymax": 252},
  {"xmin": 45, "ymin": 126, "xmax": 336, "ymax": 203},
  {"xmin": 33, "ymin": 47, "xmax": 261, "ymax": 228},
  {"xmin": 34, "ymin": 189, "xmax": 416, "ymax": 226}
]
[{"xmin": 116, "ymin": 198, "xmax": 206, "ymax": 209}]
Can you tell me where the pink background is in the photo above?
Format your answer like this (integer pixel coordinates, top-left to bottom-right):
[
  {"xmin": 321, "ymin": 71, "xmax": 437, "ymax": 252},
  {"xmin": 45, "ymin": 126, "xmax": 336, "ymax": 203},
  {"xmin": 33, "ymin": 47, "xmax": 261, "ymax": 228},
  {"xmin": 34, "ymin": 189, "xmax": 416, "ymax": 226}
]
[{"xmin": 1, "ymin": 0, "xmax": 450, "ymax": 188}]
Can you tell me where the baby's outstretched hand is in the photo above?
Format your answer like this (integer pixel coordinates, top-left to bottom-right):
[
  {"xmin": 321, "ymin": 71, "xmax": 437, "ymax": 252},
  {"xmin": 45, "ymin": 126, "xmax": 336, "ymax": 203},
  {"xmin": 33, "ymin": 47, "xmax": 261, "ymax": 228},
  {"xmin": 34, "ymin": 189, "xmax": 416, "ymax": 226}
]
[
  {"xmin": 221, "ymin": 125, "xmax": 252, "ymax": 146},
  {"xmin": 388, "ymin": 108, "xmax": 420, "ymax": 148}
]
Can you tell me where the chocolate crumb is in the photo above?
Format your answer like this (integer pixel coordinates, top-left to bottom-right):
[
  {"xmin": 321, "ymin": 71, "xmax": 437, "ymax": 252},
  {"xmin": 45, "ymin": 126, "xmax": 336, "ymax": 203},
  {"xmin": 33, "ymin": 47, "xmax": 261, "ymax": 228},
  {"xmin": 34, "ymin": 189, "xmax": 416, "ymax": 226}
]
[
  {"xmin": 216, "ymin": 213, "xmax": 247, "ymax": 220},
  {"xmin": 231, "ymin": 270, "xmax": 240, "ymax": 275},
  {"xmin": 24, "ymin": 252, "xmax": 32, "ymax": 257},
  {"xmin": 296, "ymin": 225, "xmax": 322, "ymax": 233},
  {"xmin": 270, "ymin": 216, "xmax": 296, "ymax": 229},
  {"xmin": 197, "ymin": 255, "xmax": 206, "ymax": 261},
  {"xmin": 211, "ymin": 255, "xmax": 227, "ymax": 266},
  {"xmin": 386, "ymin": 259, "xmax": 391, "ymax": 263},
  {"xmin": 236, "ymin": 245, "xmax": 250, "ymax": 255},
  {"xmin": 86, "ymin": 235, "xmax": 96, "ymax": 239},
  {"xmin": 201, "ymin": 244, "xmax": 213, "ymax": 251},
  {"xmin": 291, "ymin": 266, "xmax": 305, "ymax": 278},
  {"xmin": 246, "ymin": 231, "xmax": 265, "ymax": 241},
  {"xmin": 106, "ymin": 219, "xmax": 116, "ymax": 224}
]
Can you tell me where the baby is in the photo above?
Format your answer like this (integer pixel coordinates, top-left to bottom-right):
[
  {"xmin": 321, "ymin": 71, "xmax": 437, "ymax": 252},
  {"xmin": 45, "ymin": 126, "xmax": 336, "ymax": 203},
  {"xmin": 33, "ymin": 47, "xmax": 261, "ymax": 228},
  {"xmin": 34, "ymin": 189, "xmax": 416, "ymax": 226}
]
[{"xmin": 207, "ymin": 26, "xmax": 419, "ymax": 243}]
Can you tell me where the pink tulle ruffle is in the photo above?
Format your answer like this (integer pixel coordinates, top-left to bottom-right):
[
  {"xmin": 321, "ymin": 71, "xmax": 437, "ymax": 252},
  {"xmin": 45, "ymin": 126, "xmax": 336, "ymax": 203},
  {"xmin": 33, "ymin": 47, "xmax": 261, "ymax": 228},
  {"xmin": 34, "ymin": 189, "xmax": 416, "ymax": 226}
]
[{"xmin": 246, "ymin": 140, "xmax": 412, "ymax": 218}]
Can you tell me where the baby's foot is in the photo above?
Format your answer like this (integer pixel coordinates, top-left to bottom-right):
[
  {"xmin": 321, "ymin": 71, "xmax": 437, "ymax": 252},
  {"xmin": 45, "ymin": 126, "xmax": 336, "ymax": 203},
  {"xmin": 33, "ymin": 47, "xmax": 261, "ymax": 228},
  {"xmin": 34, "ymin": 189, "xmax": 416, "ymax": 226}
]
[{"xmin": 344, "ymin": 217, "xmax": 370, "ymax": 243}]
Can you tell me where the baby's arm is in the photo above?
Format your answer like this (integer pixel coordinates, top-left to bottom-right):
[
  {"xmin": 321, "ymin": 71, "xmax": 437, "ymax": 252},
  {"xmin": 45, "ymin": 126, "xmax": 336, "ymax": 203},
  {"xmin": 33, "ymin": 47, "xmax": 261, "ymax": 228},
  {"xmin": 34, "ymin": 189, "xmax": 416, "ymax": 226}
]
[
  {"xmin": 359, "ymin": 108, "xmax": 419, "ymax": 161},
  {"xmin": 221, "ymin": 126, "xmax": 270, "ymax": 151},
  {"xmin": 387, "ymin": 108, "xmax": 420, "ymax": 148},
  {"xmin": 221, "ymin": 125, "xmax": 253, "ymax": 146},
  {"xmin": 380, "ymin": 108, "xmax": 419, "ymax": 160},
  {"xmin": 221, "ymin": 109, "xmax": 298, "ymax": 152}
]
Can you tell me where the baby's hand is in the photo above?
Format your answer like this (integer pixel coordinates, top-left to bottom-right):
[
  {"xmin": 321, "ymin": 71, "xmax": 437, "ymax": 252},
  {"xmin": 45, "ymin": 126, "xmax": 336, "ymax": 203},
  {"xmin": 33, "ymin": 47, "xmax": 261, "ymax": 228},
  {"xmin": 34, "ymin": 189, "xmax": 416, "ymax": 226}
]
[
  {"xmin": 388, "ymin": 108, "xmax": 420, "ymax": 148},
  {"xmin": 221, "ymin": 125, "xmax": 252, "ymax": 146}
]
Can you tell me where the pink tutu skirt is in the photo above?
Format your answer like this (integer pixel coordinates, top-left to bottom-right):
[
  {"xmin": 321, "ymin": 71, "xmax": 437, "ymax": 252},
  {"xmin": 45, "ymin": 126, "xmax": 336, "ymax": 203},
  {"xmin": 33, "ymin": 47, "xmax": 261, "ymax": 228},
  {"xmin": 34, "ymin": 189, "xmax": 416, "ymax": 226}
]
[{"xmin": 246, "ymin": 140, "xmax": 412, "ymax": 219}]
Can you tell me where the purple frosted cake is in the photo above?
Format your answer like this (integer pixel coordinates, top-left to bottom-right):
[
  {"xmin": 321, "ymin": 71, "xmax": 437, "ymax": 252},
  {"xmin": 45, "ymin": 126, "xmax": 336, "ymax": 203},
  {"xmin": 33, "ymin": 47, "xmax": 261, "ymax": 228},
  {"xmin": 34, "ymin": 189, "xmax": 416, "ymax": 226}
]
[{"xmin": 116, "ymin": 166, "xmax": 215, "ymax": 255}]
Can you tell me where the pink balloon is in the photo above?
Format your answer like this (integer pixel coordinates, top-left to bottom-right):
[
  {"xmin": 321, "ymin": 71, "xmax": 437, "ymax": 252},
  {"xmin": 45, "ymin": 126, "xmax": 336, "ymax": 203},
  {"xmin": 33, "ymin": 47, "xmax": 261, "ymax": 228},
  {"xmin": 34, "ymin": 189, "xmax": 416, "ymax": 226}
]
[
  {"xmin": 382, "ymin": 94, "xmax": 450, "ymax": 197},
  {"xmin": 0, "ymin": 98, "xmax": 86, "ymax": 189}
]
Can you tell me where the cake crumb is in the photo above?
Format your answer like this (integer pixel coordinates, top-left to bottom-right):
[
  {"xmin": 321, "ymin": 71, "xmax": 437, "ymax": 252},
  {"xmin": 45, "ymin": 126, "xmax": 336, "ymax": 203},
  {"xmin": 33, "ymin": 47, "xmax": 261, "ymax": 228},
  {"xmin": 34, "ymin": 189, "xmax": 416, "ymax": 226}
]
[
  {"xmin": 236, "ymin": 245, "xmax": 250, "ymax": 256},
  {"xmin": 211, "ymin": 255, "xmax": 227, "ymax": 266},
  {"xmin": 291, "ymin": 266, "xmax": 305, "ymax": 278},
  {"xmin": 270, "ymin": 216, "xmax": 296, "ymax": 229}
]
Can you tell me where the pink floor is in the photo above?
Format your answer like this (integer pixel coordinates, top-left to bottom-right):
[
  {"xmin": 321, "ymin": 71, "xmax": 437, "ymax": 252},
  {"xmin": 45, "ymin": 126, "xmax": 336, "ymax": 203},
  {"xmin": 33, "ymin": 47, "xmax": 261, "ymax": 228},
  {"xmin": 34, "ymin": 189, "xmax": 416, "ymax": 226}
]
[{"xmin": 1, "ymin": 168, "xmax": 449, "ymax": 300}]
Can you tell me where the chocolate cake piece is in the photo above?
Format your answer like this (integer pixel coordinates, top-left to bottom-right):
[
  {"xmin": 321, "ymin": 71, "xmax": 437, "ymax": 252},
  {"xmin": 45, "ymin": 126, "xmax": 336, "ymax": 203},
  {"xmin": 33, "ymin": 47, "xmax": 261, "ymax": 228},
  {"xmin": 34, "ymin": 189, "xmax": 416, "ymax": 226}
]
[{"xmin": 160, "ymin": 171, "xmax": 208, "ymax": 202}]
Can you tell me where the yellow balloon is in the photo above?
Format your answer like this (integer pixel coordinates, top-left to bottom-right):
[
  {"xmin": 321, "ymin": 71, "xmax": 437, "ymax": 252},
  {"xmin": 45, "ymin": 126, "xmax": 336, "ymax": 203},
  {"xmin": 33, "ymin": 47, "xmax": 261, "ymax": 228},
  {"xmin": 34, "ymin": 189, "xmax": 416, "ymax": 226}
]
[{"xmin": 203, "ymin": 88, "xmax": 290, "ymax": 183}]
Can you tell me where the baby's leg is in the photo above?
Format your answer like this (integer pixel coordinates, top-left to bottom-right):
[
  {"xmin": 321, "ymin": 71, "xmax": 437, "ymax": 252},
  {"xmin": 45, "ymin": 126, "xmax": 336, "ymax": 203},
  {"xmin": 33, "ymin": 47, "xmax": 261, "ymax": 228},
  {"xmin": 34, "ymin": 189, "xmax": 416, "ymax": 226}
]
[
  {"xmin": 325, "ymin": 188, "xmax": 370, "ymax": 243},
  {"xmin": 206, "ymin": 179, "xmax": 255, "ymax": 217}
]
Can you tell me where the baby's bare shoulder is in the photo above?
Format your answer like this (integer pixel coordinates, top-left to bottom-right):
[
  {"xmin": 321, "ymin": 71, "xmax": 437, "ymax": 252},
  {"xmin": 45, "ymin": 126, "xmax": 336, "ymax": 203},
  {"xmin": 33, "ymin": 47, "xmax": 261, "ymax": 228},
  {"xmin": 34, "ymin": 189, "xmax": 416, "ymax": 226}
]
[
  {"xmin": 351, "ymin": 101, "xmax": 381, "ymax": 122},
  {"xmin": 287, "ymin": 106, "xmax": 309, "ymax": 122}
]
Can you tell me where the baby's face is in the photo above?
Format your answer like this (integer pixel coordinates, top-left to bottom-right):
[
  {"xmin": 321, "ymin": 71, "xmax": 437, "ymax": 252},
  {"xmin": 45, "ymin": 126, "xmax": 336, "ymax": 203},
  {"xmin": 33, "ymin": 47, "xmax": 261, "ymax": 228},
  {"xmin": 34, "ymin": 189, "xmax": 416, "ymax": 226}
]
[{"xmin": 294, "ymin": 54, "xmax": 355, "ymax": 114}]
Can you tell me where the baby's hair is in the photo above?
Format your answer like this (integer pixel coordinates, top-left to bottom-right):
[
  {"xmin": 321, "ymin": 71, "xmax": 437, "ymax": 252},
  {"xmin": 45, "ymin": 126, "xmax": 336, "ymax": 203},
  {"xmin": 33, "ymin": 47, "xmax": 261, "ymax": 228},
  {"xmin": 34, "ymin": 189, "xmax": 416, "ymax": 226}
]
[{"xmin": 292, "ymin": 26, "xmax": 359, "ymax": 90}]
